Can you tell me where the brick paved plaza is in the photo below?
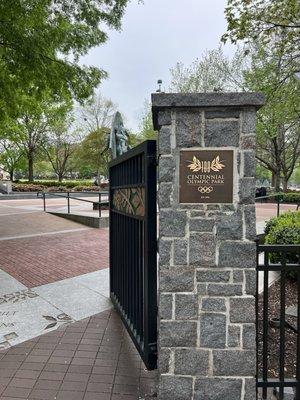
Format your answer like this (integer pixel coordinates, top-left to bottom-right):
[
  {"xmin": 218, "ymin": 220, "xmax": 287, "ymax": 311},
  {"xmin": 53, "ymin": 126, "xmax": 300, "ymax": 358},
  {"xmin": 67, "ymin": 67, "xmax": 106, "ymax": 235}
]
[
  {"xmin": 0, "ymin": 199, "xmax": 109, "ymax": 287},
  {"xmin": 0, "ymin": 309, "xmax": 157, "ymax": 400}
]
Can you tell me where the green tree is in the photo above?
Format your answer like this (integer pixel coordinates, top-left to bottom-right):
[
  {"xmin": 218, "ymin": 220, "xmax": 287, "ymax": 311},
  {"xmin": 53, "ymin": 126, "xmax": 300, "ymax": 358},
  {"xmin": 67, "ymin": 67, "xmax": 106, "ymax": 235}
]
[
  {"xmin": 170, "ymin": 43, "xmax": 300, "ymax": 191},
  {"xmin": 0, "ymin": 0, "xmax": 130, "ymax": 121},
  {"xmin": 245, "ymin": 45, "xmax": 300, "ymax": 191},
  {"xmin": 80, "ymin": 92, "xmax": 117, "ymax": 132},
  {"xmin": 42, "ymin": 117, "xmax": 79, "ymax": 182},
  {"xmin": 74, "ymin": 128, "xmax": 110, "ymax": 179},
  {"xmin": 138, "ymin": 101, "xmax": 157, "ymax": 140},
  {"xmin": 291, "ymin": 165, "xmax": 300, "ymax": 186},
  {"xmin": 256, "ymin": 162, "xmax": 272, "ymax": 183},
  {"xmin": 222, "ymin": 0, "xmax": 300, "ymax": 88},
  {"xmin": 1, "ymin": 93, "xmax": 72, "ymax": 182},
  {"xmin": 33, "ymin": 160, "xmax": 54, "ymax": 179},
  {"xmin": 0, "ymin": 140, "xmax": 25, "ymax": 180},
  {"xmin": 170, "ymin": 47, "xmax": 248, "ymax": 92}
]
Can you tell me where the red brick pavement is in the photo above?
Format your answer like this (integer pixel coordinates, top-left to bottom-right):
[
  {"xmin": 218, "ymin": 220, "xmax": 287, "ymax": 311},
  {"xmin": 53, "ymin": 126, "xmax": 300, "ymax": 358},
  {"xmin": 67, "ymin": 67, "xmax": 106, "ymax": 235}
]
[
  {"xmin": 255, "ymin": 202, "xmax": 298, "ymax": 222},
  {"xmin": 0, "ymin": 309, "xmax": 157, "ymax": 400},
  {"xmin": 0, "ymin": 229, "xmax": 109, "ymax": 288}
]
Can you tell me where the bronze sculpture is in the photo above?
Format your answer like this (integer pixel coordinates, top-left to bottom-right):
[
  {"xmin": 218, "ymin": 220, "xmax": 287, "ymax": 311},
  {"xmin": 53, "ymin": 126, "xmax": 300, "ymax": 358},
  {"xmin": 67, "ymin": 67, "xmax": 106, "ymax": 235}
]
[{"xmin": 109, "ymin": 111, "xmax": 130, "ymax": 159}]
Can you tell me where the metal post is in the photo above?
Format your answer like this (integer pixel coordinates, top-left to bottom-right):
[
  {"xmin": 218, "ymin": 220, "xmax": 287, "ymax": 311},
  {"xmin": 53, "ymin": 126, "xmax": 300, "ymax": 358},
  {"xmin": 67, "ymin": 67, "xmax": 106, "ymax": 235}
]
[
  {"xmin": 43, "ymin": 192, "xmax": 46, "ymax": 212},
  {"xmin": 99, "ymin": 193, "xmax": 101, "ymax": 218},
  {"xmin": 277, "ymin": 196, "xmax": 280, "ymax": 217},
  {"xmin": 67, "ymin": 192, "xmax": 70, "ymax": 214},
  {"xmin": 295, "ymin": 253, "xmax": 300, "ymax": 400}
]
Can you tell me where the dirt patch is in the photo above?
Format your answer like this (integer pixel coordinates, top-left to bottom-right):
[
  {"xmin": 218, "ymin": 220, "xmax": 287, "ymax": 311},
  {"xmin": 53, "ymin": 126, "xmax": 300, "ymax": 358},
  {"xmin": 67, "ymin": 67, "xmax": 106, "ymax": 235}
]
[{"xmin": 257, "ymin": 277, "xmax": 298, "ymax": 378}]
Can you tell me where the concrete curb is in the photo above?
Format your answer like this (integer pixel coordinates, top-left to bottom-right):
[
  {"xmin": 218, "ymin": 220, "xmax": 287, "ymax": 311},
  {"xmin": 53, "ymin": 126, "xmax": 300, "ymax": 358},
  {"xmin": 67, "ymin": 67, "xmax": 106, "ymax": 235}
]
[{"xmin": 48, "ymin": 212, "xmax": 109, "ymax": 229}]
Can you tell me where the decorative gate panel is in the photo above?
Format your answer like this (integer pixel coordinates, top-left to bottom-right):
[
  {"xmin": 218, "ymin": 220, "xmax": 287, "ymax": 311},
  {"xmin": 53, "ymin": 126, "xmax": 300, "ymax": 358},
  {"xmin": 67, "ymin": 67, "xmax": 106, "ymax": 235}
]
[{"xmin": 109, "ymin": 140, "xmax": 157, "ymax": 370}]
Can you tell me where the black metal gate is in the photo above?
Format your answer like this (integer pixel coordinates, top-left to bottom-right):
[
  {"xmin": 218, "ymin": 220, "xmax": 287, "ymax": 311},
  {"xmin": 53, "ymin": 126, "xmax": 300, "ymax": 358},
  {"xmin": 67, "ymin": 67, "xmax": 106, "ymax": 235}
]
[{"xmin": 109, "ymin": 140, "xmax": 157, "ymax": 370}]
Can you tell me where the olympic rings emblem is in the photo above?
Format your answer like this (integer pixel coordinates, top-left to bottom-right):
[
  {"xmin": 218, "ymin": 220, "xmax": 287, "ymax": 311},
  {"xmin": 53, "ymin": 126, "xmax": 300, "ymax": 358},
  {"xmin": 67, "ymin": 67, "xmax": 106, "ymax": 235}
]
[{"xmin": 197, "ymin": 186, "xmax": 213, "ymax": 194}]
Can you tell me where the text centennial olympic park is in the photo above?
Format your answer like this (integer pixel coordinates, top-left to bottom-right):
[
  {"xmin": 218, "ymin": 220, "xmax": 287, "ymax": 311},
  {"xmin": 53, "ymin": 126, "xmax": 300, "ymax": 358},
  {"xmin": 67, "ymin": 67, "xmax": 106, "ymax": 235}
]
[{"xmin": 187, "ymin": 174, "xmax": 225, "ymax": 185}]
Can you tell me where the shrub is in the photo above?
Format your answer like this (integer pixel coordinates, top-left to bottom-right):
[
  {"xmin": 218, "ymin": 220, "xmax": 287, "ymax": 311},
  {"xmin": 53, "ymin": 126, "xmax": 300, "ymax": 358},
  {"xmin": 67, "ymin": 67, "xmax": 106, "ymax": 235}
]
[
  {"xmin": 15, "ymin": 180, "xmax": 94, "ymax": 188},
  {"xmin": 265, "ymin": 211, "xmax": 300, "ymax": 235},
  {"xmin": 12, "ymin": 183, "xmax": 44, "ymax": 192},
  {"xmin": 282, "ymin": 192, "xmax": 300, "ymax": 203},
  {"xmin": 265, "ymin": 211, "xmax": 300, "ymax": 278},
  {"xmin": 12, "ymin": 182, "xmax": 107, "ymax": 192},
  {"xmin": 260, "ymin": 191, "xmax": 300, "ymax": 204},
  {"xmin": 72, "ymin": 186, "xmax": 101, "ymax": 192}
]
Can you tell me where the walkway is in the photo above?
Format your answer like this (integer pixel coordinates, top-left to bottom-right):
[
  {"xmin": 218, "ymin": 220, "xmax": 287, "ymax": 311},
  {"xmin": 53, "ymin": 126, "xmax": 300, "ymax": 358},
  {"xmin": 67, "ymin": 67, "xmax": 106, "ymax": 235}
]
[
  {"xmin": 0, "ymin": 309, "xmax": 157, "ymax": 400},
  {"xmin": 0, "ymin": 198, "xmax": 158, "ymax": 399},
  {"xmin": 0, "ymin": 200, "xmax": 110, "ymax": 348}
]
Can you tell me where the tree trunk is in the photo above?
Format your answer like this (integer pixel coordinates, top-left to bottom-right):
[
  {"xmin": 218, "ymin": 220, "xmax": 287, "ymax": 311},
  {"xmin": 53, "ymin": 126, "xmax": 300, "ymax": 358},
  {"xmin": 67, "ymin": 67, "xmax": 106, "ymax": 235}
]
[
  {"xmin": 28, "ymin": 153, "xmax": 34, "ymax": 182},
  {"xmin": 58, "ymin": 174, "xmax": 63, "ymax": 182},
  {"xmin": 282, "ymin": 177, "xmax": 288, "ymax": 192},
  {"xmin": 272, "ymin": 172, "xmax": 275, "ymax": 187},
  {"xmin": 9, "ymin": 170, "xmax": 14, "ymax": 181},
  {"xmin": 274, "ymin": 172, "xmax": 281, "ymax": 192}
]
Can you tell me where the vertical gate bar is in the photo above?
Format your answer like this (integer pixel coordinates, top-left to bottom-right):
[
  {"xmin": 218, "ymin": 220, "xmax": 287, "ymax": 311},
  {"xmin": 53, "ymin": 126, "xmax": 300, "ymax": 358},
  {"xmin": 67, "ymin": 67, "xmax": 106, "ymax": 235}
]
[
  {"xmin": 278, "ymin": 252, "xmax": 286, "ymax": 400},
  {"xmin": 137, "ymin": 219, "xmax": 142, "ymax": 339},
  {"xmin": 127, "ymin": 156, "xmax": 131, "ymax": 320},
  {"xmin": 136, "ymin": 218, "xmax": 139, "ymax": 334},
  {"xmin": 141, "ymin": 219, "xmax": 145, "ymax": 342},
  {"xmin": 121, "ymin": 213, "xmax": 125, "ymax": 310},
  {"xmin": 136, "ymin": 218, "xmax": 139, "ymax": 337},
  {"xmin": 143, "ymin": 141, "xmax": 157, "ymax": 368},
  {"xmin": 125, "ymin": 221, "xmax": 127, "ymax": 314},
  {"xmin": 129, "ymin": 161, "xmax": 133, "ymax": 324},
  {"xmin": 125, "ymin": 213, "xmax": 129, "ymax": 319},
  {"xmin": 43, "ymin": 192, "xmax": 46, "ymax": 212},
  {"xmin": 99, "ymin": 193, "xmax": 101, "ymax": 218},
  {"xmin": 109, "ymin": 169, "xmax": 113, "ymax": 299},
  {"xmin": 256, "ymin": 241, "xmax": 259, "ymax": 400},
  {"xmin": 123, "ymin": 211, "xmax": 126, "ymax": 315},
  {"xmin": 295, "ymin": 249, "xmax": 300, "ymax": 400},
  {"xmin": 67, "ymin": 192, "xmax": 70, "ymax": 214},
  {"xmin": 132, "ymin": 218, "xmax": 136, "ymax": 332},
  {"xmin": 135, "ymin": 218, "xmax": 138, "ymax": 335},
  {"xmin": 116, "ymin": 212, "xmax": 119, "ymax": 301},
  {"xmin": 127, "ymin": 216, "xmax": 130, "ymax": 319},
  {"xmin": 262, "ymin": 250, "xmax": 269, "ymax": 400}
]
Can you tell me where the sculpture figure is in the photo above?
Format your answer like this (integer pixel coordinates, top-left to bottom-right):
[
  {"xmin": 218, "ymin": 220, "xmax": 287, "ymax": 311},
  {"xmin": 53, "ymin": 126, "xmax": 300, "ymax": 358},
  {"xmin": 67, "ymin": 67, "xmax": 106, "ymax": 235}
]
[{"xmin": 109, "ymin": 111, "xmax": 130, "ymax": 159}]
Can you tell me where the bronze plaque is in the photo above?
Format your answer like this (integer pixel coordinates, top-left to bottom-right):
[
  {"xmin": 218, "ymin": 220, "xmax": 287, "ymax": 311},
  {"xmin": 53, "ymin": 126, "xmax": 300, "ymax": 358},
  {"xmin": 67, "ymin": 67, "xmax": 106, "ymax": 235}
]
[{"xmin": 179, "ymin": 149, "xmax": 234, "ymax": 203}]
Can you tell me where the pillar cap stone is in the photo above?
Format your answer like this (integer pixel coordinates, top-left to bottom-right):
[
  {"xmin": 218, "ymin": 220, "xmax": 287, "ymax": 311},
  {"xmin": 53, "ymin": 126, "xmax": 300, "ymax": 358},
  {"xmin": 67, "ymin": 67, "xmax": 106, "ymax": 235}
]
[{"xmin": 151, "ymin": 92, "xmax": 265, "ymax": 130}]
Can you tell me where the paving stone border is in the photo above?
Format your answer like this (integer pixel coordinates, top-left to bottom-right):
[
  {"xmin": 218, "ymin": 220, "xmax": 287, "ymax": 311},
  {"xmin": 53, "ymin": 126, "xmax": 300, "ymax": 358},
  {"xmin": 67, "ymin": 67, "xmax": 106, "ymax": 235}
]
[{"xmin": 152, "ymin": 92, "xmax": 264, "ymax": 400}]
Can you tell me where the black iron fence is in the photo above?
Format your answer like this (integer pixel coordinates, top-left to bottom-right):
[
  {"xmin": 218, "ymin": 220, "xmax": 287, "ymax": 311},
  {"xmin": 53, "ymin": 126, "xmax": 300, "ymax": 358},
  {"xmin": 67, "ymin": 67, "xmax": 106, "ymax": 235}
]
[
  {"xmin": 37, "ymin": 191, "xmax": 109, "ymax": 217},
  {"xmin": 109, "ymin": 140, "xmax": 157, "ymax": 370},
  {"xmin": 256, "ymin": 244, "xmax": 300, "ymax": 399}
]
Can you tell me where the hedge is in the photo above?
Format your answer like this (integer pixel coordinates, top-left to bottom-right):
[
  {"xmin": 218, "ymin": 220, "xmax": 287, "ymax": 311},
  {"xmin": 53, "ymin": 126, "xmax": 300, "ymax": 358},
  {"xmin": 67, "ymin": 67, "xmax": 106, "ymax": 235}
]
[
  {"xmin": 281, "ymin": 192, "xmax": 300, "ymax": 203},
  {"xmin": 261, "ymin": 192, "xmax": 300, "ymax": 203},
  {"xmin": 12, "ymin": 183, "xmax": 108, "ymax": 192},
  {"xmin": 264, "ymin": 211, "xmax": 300, "ymax": 278},
  {"xmin": 15, "ymin": 180, "xmax": 94, "ymax": 188}
]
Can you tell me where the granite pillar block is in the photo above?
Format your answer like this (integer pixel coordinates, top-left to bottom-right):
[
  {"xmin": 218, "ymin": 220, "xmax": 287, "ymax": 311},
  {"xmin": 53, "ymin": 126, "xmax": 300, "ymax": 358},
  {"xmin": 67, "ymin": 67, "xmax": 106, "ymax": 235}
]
[{"xmin": 153, "ymin": 92, "xmax": 264, "ymax": 400}]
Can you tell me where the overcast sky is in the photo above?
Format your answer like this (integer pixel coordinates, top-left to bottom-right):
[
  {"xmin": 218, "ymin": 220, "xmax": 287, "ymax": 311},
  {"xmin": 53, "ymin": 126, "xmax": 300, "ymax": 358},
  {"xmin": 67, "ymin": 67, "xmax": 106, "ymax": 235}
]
[{"xmin": 81, "ymin": 0, "xmax": 232, "ymax": 131}]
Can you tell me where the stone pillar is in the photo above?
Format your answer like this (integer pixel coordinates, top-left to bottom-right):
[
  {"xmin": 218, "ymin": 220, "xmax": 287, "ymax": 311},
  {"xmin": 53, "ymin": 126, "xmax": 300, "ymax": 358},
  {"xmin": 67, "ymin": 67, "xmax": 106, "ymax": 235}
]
[{"xmin": 152, "ymin": 93, "xmax": 264, "ymax": 400}]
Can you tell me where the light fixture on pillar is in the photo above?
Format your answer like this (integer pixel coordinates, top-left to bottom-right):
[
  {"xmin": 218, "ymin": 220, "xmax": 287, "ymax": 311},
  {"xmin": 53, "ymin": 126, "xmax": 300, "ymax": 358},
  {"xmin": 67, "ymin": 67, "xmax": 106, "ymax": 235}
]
[{"xmin": 156, "ymin": 79, "xmax": 162, "ymax": 93}]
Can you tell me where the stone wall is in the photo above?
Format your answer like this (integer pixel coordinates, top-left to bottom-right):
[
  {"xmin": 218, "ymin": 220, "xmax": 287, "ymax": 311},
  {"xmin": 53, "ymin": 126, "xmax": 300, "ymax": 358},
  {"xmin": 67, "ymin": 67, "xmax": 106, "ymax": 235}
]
[{"xmin": 152, "ymin": 93, "xmax": 264, "ymax": 400}]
